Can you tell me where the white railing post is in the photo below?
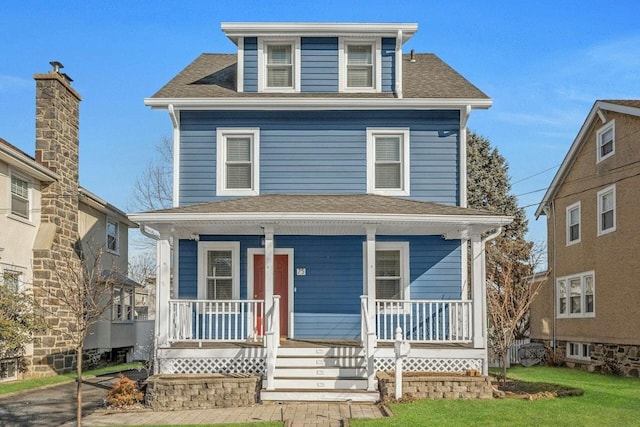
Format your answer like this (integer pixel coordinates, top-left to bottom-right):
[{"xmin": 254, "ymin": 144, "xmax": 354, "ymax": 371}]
[
  {"xmin": 361, "ymin": 296, "xmax": 377, "ymax": 391},
  {"xmin": 265, "ymin": 295, "xmax": 280, "ymax": 391},
  {"xmin": 394, "ymin": 327, "xmax": 410, "ymax": 400}
]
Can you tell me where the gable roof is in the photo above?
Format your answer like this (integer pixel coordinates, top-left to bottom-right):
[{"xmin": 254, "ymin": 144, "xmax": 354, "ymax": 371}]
[
  {"xmin": 146, "ymin": 53, "xmax": 489, "ymax": 108},
  {"xmin": 535, "ymin": 100, "xmax": 640, "ymax": 217},
  {"xmin": 0, "ymin": 137, "xmax": 59, "ymax": 182}
]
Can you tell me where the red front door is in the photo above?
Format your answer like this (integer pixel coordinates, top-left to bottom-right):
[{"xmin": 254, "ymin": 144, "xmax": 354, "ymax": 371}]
[{"xmin": 253, "ymin": 254, "xmax": 289, "ymax": 337}]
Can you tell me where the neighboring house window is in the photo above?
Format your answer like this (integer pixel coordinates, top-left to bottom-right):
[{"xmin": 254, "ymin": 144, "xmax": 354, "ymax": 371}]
[
  {"xmin": 339, "ymin": 39, "xmax": 381, "ymax": 92},
  {"xmin": 374, "ymin": 242, "xmax": 409, "ymax": 300},
  {"xmin": 566, "ymin": 342, "xmax": 591, "ymax": 360},
  {"xmin": 367, "ymin": 128, "xmax": 410, "ymax": 195},
  {"xmin": 557, "ymin": 271, "xmax": 595, "ymax": 318},
  {"xmin": 216, "ymin": 128, "xmax": 260, "ymax": 196},
  {"xmin": 597, "ymin": 185, "xmax": 616, "ymax": 235},
  {"xmin": 2, "ymin": 270, "xmax": 21, "ymax": 292},
  {"xmin": 112, "ymin": 287, "xmax": 133, "ymax": 321},
  {"xmin": 566, "ymin": 202, "xmax": 581, "ymax": 245},
  {"xmin": 106, "ymin": 219, "xmax": 119, "ymax": 253},
  {"xmin": 0, "ymin": 358, "xmax": 18, "ymax": 382},
  {"xmin": 596, "ymin": 120, "xmax": 615, "ymax": 163},
  {"xmin": 258, "ymin": 39, "xmax": 300, "ymax": 92},
  {"xmin": 10, "ymin": 174, "xmax": 30, "ymax": 219},
  {"xmin": 198, "ymin": 242, "xmax": 240, "ymax": 300}
]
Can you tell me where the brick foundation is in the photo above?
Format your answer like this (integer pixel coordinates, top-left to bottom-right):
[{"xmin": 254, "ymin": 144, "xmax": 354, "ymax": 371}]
[
  {"xmin": 377, "ymin": 372, "xmax": 493, "ymax": 400},
  {"xmin": 145, "ymin": 374, "xmax": 261, "ymax": 410}
]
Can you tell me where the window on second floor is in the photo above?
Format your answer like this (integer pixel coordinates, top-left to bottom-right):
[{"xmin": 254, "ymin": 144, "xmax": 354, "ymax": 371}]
[
  {"xmin": 106, "ymin": 219, "xmax": 119, "ymax": 253},
  {"xmin": 597, "ymin": 185, "xmax": 616, "ymax": 236},
  {"xmin": 340, "ymin": 39, "xmax": 381, "ymax": 92},
  {"xmin": 258, "ymin": 39, "xmax": 300, "ymax": 92},
  {"xmin": 596, "ymin": 120, "xmax": 615, "ymax": 163},
  {"xmin": 557, "ymin": 271, "xmax": 594, "ymax": 318},
  {"xmin": 216, "ymin": 128, "xmax": 260, "ymax": 196},
  {"xmin": 367, "ymin": 128, "xmax": 410, "ymax": 196},
  {"xmin": 10, "ymin": 174, "xmax": 30, "ymax": 220},
  {"xmin": 566, "ymin": 202, "xmax": 581, "ymax": 245}
]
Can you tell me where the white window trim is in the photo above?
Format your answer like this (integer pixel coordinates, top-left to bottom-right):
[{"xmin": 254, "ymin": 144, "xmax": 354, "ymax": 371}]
[
  {"xmin": 8, "ymin": 169, "xmax": 33, "ymax": 224},
  {"xmin": 362, "ymin": 241, "xmax": 410, "ymax": 301},
  {"xmin": 566, "ymin": 201, "xmax": 581, "ymax": 246},
  {"xmin": 106, "ymin": 217, "xmax": 120, "ymax": 255},
  {"xmin": 216, "ymin": 128, "xmax": 260, "ymax": 196},
  {"xmin": 338, "ymin": 38, "xmax": 382, "ymax": 93},
  {"xmin": 257, "ymin": 37, "xmax": 301, "ymax": 93},
  {"xmin": 366, "ymin": 127, "xmax": 410, "ymax": 196},
  {"xmin": 566, "ymin": 342, "xmax": 591, "ymax": 361},
  {"xmin": 597, "ymin": 184, "xmax": 616, "ymax": 236},
  {"xmin": 556, "ymin": 271, "xmax": 595, "ymax": 318},
  {"xmin": 198, "ymin": 241, "xmax": 241, "ymax": 300},
  {"xmin": 596, "ymin": 120, "xmax": 615, "ymax": 163}
]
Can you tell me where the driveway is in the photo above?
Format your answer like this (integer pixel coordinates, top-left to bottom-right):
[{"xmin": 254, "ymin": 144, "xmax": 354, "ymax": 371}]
[{"xmin": 0, "ymin": 370, "xmax": 147, "ymax": 427}]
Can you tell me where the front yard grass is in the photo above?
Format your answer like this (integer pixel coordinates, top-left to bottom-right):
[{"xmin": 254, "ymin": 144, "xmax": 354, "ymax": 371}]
[
  {"xmin": 0, "ymin": 362, "xmax": 143, "ymax": 395},
  {"xmin": 352, "ymin": 366, "xmax": 640, "ymax": 426}
]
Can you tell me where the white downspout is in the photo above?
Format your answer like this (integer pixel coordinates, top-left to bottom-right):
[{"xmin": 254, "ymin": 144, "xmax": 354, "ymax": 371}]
[
  {"xmin": 395, "ymin": 30, "xmax": 403, "ymax": 99},
  {"xmin": 168, "ymin": 104, "xmax": 180, "ymax": 208}
]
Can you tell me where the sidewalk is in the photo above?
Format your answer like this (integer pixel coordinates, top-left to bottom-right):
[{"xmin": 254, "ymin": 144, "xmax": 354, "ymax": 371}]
[{"xmin": 62, "ymin": 402, "xmax": 386, "ymax": 426}]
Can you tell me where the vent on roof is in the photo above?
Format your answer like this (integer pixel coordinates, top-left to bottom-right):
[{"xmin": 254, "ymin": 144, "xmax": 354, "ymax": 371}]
[{"xmin": 410, "ymin": 49, "xmax": 416, "ymax": 62}]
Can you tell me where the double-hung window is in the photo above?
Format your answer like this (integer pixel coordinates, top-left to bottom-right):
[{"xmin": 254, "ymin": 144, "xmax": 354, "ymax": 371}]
[
  {"xmin": 106, "ymin": 218, "xmax": 119, "ymax": 253},
  {"xmin": 367, "ymin": 128, "xmax": 410, "ymax": 195},
  {"xmin": 216, "ymin": 128, "xmax": 260, "ymax": 196},
  {"xmin": 371, "ymin": 242, "xmax": 409, "ymax": 301},
  {"xmin": 556, "ymin": 271, "xmax": 595, "ymax": 318},
  {"xmin": 596, "ymin": 120, "xmax": 615, "ymax": 163},
  {"xmin": 198, "ymin": 242, "xmax": 240, "ymax": 301},
  {"xmin": 10, "ymin": 174, "xmax": 30, "ymax": 219},
  {"xmin": 340, "ymin": 39, "xmax": 381, "ymax": 92},
  {"xmin": 566, "ymin": 202, "xmax": 581, "ymax": 245},
  {"xmin": 258, "ymin": 39, "xmax": 299, "ymax": 92},
  {"xmin": 597, "ymin": 185, "xmax": 616, "ymax": 235}
]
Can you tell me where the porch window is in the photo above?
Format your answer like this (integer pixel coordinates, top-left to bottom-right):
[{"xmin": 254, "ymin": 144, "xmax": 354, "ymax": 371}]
[
  {"xmin": 371, "ymin": 242, "xmax": 409, "ymax": 300},
  {"xmin": 556, "ymin": 271, "xmax": 595, "ymax": 318},
  {"xmin": 596, "ymin": 120, "xmax": 615, "ymax": 163},
  {"xmin": 597, "ymin": 185, "xmax": 616, "ymax": 235},
  {"xmin": 10, "ymin": 174, "xmax": 30, "ymax": 219},
  {"xmin": 216, "ymin": 128, "xmax": 260, "ymax": 196},
  {"xmin": 198, "ymin": 242, "xmax": 240, "ymax": 300},
  {"xmin": 366, "ymin": 128, "xmax": 410, "ymax": 196},
  {"xmin": 566, "ymin": 202, "xmax": 580, "ymax": 245}
]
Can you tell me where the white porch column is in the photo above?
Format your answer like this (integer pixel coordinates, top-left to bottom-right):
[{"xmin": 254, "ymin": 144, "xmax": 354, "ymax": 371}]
[
  {"xmin": 156, "ymin": 236, "xmax": 171, "ymax": 351},
  {"xmin": 365, "ymin": 226, "xmax": 377, "ymax": 328},
  {"xmin": 263, "ymin": 225, "xmax": 275, "ymax": 331},
  {"xmin": 470, "ymin": 234, "xmax": 486, "ymax": 350}
]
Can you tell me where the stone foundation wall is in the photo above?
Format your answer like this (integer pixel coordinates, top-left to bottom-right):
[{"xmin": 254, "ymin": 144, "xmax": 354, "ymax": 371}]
[
  {"xmin": 377, "ymin": 372, "xmax": 493, "ymax": 400},
  {"xmin": 145, "ymin": 374, "xmax": 261, "ymax": 410}
]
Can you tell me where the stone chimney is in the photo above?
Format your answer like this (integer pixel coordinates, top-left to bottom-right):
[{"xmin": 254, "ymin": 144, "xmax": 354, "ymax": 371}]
[{"xmin": 30, "ymin": 62, "xmax": 83, "ymax": 377}]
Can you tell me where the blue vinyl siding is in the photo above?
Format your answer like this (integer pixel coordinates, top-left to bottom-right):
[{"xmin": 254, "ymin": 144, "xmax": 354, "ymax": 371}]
[
  {"xmin": 178, "ymin": 110, "xmax": 460, "ymax": 205},
  {"xmin": 243, "ymin": 37, "xmax": 258, "ymax": 92},
  {"xmin": 301, "ymin": 37, "xmax": 339, "ymax": 92},
  {"xmin": 381, "ymin": 37, "xmax": 395, "ymax": 92}
]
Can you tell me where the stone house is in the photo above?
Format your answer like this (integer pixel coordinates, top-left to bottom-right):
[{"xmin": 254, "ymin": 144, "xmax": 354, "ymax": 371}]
[
  {"xmin": 0, "ymin": 63, "xmax": 138, "ymax": 380},
  {"xmin": 532, "ymin": 100, "xmax": 640, "ymax": 377}
]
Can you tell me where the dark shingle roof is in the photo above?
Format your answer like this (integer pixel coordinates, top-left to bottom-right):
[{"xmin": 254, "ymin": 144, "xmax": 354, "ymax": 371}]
[
  {"xmin": 150, "ymin": 53, "xmax": 488, "ymax": 100},
  {"xmin": 144, "ymin": 194, "xmax": 498, "ymax": 217}
]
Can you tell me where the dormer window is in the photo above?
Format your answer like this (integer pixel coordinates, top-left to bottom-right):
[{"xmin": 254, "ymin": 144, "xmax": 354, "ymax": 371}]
[
  {"xmin": 596, "ymin": 120, "xmax": 615, "ymax": 163},
  {"xmin": 258, "ymin": 38, "xmax": 300, "ymax": 92},
  {"xmin": 339, "ymin": 38, "xmax": 381, "ymax": 92}
]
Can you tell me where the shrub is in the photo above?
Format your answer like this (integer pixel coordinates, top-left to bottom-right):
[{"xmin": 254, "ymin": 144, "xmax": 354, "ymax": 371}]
[{"xmin": 105, "ymin": 374, "xmax": 144, "ymax": 408}]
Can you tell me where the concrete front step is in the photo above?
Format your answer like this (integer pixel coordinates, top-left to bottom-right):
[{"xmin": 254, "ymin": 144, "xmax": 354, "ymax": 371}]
[
  {"xmin": 274, "ymin": 367, "xmax": 367, "ymax": 378},
  {"xmin": 261, "ymin": 389, "xmax": 380, "ymax": 403},
  {"xmin": 273, "ymin": 377, "xmax": 370, "ymax": 389}
]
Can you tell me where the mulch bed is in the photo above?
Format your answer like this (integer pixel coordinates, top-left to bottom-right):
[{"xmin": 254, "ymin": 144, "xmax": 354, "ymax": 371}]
[{"xmin": 494, "ymin": 379, "xmax": 583, "ymax": 400}]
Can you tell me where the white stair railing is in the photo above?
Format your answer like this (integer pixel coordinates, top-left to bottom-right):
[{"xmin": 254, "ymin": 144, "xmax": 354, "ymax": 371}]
[
  {"xmin": 265, "ymin": 295, "xmax": 281, "ymax": 391},
  {"xmin": 360, "ymin": 296, "xmax": 377, "ymax": 391}
]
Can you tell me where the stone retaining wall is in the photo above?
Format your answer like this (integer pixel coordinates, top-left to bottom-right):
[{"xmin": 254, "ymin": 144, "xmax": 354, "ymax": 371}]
[
  {"xmin": 145, "ymin": 374, "xmax": 261, "ymax": 410},
  {"xmin": 377, "ymin": 372, "xmax": 493, "ymax": 400}
]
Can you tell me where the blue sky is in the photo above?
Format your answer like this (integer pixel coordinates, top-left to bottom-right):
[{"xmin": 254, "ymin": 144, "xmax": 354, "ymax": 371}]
[{"xmin": 1, "ymin": 0, "xmax": 639, "ymax": 247}]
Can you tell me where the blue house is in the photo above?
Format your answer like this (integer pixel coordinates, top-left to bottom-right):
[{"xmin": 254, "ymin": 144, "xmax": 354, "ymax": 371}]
[{"xmin": 131, "ymin": 22, "xmax": 511, "ymax": 402}]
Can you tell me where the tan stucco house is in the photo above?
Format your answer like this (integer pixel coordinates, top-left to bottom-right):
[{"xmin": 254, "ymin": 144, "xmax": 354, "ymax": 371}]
[
  {"xmin": 531, "ymin": 100, "xmax": 640, "ymax": 377},
  {"xmin": 0, "ymin": 63, "xmax": 139, "ymax": 381}
]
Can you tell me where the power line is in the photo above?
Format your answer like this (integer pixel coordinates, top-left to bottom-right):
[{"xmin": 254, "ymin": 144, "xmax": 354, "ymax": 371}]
[{"xmin": 512, "ymin": 164, "xmax": 561, "ymax": 185}]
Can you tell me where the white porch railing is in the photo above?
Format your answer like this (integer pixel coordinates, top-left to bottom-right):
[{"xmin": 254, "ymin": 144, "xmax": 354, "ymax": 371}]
[
  {"xmin": 168, "ymin": 299, "xmax": 265, "ymax": 342},
  {"xmin": 376, "ymin": 299, "xmax": 473, "ymax": 343},
  {"xmin": 264, "ymin": 295, "xmax": 280, "ymax": 390},
  {"xmin": 360, "ymin": 296, "xmax": 377, "ymax": 391}
]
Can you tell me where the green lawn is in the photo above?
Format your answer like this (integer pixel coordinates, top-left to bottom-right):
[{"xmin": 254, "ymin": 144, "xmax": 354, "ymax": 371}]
[
  {"xmin": 0, "ymin": 362, "xmax": 143, "ymax": 395},
  {"xmin": 352, "ymin": 366, "xmax": 640, "ymax": 427}
]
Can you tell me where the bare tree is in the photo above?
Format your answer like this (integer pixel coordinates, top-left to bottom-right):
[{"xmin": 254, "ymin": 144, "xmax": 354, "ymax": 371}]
[
  {"xmin": 128, "ymin": 136, "xmax": 173, "ymax": 213},
  {"xmin": 128, "ymin": 252, "xmax": 157, "ymax": 320},
  {"xmin": 486, "ymin": 239, "xmax": 545, "ymax": 383},
  {"xmin": 46, "ymin": 244, "xmax": 120, "ymax": 426}
]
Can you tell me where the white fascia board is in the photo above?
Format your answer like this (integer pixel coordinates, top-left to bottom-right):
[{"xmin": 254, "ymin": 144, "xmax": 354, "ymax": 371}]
[
  {"xmin": 144, "ymin": 97, "xmax": 492, "ymax": 111},
  {"xmin": 129, "ymin": 211, "xmax": 513, "ymax": 226},
  {"xmin": 0, "ymin": 146, "xmax": 59, "ymax": 182},
  {"xmin": 221, "ymin": 22, "xmax": 418, "ymax": 43}
]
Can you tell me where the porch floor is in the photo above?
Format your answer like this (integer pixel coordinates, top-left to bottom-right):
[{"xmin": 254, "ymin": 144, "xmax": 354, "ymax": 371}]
[{"xmin": 165, "ymin": 339, "xmax": 473, "ymax": 350}]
